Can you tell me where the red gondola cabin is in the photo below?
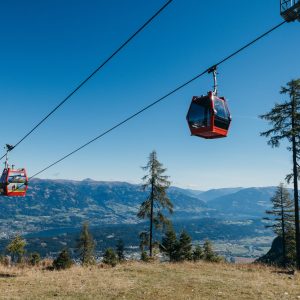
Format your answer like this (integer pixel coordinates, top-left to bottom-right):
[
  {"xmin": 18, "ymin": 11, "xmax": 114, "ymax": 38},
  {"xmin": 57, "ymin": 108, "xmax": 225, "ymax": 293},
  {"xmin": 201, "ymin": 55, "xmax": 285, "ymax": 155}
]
[
  {"xmin": 0, "ymin": 167, "xmax": 28, "ymax": 197},
  {"xmin": 186, "ymin": 91, "xmax": 231, "ymax": 139}
]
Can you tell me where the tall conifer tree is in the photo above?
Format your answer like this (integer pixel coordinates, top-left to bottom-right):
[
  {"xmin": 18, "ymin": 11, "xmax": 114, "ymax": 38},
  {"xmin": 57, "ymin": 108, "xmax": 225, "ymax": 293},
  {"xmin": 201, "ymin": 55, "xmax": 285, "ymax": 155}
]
[
  {"xmin": 137, "ymin": 151, "xmax": 173, "ymax": 257},
  {"xmin": 260, "ymin": 79, "xmax": 300, "ymax": 268}
]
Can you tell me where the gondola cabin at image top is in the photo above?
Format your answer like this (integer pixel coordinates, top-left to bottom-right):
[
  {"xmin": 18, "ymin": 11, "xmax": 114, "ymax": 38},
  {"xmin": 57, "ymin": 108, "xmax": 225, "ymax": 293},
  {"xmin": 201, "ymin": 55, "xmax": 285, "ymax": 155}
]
[
  {"xmin": 0, "ymin": 144, "xmax": 28, "ymax": 197},
  {"xmin": 186, "ymin": 67, "xmax": 231, "ymax": 139},
  {"xmin": 280, "ymin": 0, "xmax": 300, "ymax": 22}
]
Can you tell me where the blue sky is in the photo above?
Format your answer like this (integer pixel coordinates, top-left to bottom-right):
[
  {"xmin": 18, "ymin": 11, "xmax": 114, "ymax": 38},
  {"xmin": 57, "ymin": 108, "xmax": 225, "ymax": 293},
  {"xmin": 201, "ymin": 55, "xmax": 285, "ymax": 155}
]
[{"xmin": 0, "ymin": 0, "xmax": 299, "ymax": 189}]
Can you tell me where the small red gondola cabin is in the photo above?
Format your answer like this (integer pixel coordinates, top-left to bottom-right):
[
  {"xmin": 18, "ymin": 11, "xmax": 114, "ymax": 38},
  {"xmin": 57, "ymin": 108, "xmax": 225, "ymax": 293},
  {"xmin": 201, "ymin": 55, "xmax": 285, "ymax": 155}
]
[
  {"xmin": 186, "ymin": 91, "xmax": 231, "ymax": 139},
  {"xmin": 0, "ymin": 168, "xmax": 28, "ymax": 197}
]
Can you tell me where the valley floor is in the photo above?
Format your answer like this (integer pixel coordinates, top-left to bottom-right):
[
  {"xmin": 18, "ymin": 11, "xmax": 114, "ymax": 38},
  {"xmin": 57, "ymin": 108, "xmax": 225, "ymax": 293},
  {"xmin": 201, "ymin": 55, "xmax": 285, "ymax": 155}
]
[{"xmin": 0, "ymin": 261, "xmax": 299, "ymax": 299}]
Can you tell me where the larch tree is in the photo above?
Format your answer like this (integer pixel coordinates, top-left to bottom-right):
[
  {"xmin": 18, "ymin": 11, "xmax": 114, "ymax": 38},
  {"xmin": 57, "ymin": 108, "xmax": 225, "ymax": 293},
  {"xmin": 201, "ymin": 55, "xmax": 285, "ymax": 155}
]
[
  {"xmin": 137, "ymin": 150, "xmax": 173, "ymax": 257},
  {"xmin": 260, "ymin": 79, "xmax": 300, "ymax": 268},
  {"xmin": 264, "ymin": 183, "xmax": 294, "ymax": 266}
]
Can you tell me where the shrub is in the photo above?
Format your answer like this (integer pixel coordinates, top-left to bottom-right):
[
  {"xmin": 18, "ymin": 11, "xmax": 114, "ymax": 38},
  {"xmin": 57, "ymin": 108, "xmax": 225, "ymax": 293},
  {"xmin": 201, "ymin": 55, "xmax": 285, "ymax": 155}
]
[
  {"xmin": 29, "ymin": 252, "xmax": 41, "ymax": 266},
  {"xmin": 0, "ymin": 255, "xmax": 10, "ymax": 266},
  {"xmin": 53, "ymin": 249, "xmax": 72, "ymax": 270},
  {"xmin": 103, "ymin": 248, "xmax": 118, "ymax": 267},
  {"xmin": 193, "ymin": 245, "xmax": 203, "ymax": 262},
  {"xmin": 141, "ymin": 250, "xmax": 149, "ymax": 262}
]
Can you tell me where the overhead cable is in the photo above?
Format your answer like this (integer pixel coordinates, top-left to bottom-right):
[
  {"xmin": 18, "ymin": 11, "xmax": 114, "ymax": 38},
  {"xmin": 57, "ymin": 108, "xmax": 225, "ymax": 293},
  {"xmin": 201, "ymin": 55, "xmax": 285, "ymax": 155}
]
[
  {"xmin": 29, "ymin": 20, "xmax": 287, "ymax": 179},
  {"xmin": 0, "ymin": 0, "xmax": 174, "ymax": 161}
]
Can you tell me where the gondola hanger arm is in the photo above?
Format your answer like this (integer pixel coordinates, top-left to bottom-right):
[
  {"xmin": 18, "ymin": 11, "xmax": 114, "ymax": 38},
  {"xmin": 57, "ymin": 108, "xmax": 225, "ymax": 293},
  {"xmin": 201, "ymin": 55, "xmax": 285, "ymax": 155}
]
[{"xmin": 207, "ymin": 66, "xmax": 218, "ymax": 95}]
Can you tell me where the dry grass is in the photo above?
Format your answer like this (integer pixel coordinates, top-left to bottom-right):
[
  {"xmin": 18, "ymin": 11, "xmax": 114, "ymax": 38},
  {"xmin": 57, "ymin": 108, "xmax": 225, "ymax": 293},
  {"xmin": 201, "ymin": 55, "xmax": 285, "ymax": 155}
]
[{"xmin": 0, "ymin": 261, "xmax": 300, "ymax": 299}]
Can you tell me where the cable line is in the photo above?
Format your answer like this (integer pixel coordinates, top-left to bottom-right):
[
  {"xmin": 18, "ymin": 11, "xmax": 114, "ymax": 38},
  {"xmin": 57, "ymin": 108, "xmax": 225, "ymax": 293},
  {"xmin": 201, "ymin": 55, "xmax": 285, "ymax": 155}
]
[
  {"xmin": 29, "ymin": 20, "xmax": 287, "ymax": 180},
  {"xmin": 0, "ymin": 0, "xmax": 174, "ymax": 161}
]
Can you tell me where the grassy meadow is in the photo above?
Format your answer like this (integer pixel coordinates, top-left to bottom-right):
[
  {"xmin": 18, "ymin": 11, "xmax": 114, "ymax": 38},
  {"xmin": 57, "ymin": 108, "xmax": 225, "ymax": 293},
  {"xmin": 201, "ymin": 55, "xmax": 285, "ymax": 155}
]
[{"xmin": 1, "ymin": 261, "xmax": 300, "ymax": 299}]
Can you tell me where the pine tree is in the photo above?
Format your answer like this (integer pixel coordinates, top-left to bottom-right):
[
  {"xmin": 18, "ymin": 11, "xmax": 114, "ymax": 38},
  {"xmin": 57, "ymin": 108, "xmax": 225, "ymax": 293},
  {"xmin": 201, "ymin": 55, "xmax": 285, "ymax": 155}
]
[
  {"xmin": 137, "ymin": 151, "xmax": 173, "ymax": 257},
  {"xmin": 103, "ymin": 248, "xmax": 118, "ymax": 267},
  {"xmin": 53, "ymin": 248, "xmax": 72, "ymax": 270},
  {"xmin": 203, "ymin": 240, "xmax": 221, "ymax": 262},
  {"xmin": 193, "ymin": 244, "xmax": 203, "ymax": 262},
  {"xmin": 116, "ymin": 239, "xmax": 125, "ymax": 262},
  {"xmin": 76, "ymin": 222, "xmax": 95, "ymax": 266},
  {"xmin": 160, "ymin": 228, "xmax": 178, "ymax": 262},
  {"xmin": 260, "ymin": 79, "xmax": 300, "ymax": 268},
  {"xmin": 178, "ymin": 231, "xmax": 192, "ymax": 261},
  {"xmin": 6, "ymin": 235, "xmax": 26, "ymax": 264},
  {"xmin": 264, "ymin": 183, "xmax": 295, "ymax": 266}
]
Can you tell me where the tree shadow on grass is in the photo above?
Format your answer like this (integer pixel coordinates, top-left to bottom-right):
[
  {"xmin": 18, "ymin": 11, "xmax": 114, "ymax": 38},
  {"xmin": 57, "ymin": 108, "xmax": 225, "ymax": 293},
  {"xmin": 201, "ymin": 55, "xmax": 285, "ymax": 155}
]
[
  {"xmin": 0, "ymin": 273, "xmax": 17, "ymax": 278},
  {"xmin": 272, "ymin": 269, "xmax": 296, "ymax": 276}
]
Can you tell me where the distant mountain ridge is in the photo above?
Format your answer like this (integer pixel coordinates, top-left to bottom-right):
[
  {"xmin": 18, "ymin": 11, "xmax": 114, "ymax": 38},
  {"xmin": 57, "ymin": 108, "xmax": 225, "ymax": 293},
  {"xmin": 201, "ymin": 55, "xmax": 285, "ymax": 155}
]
[
  {"xmin": 191, "ymin": 187, "xmax": 244, "ymax": 202},
  {"xmin": 0, "ymin": 178, "xmax": 280, "ymax": 238},
  {"xmin": 207, "ymin": 187, "xmax": 278, "ymax": 217}
]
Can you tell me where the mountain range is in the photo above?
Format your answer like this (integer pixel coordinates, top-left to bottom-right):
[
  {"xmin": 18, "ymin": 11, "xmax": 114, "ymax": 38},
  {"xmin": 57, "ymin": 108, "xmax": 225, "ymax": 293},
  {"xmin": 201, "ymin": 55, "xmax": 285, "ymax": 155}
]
[{"xmin": 0, "ymin": 178, "xmax": 279, "ymax": 239}]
